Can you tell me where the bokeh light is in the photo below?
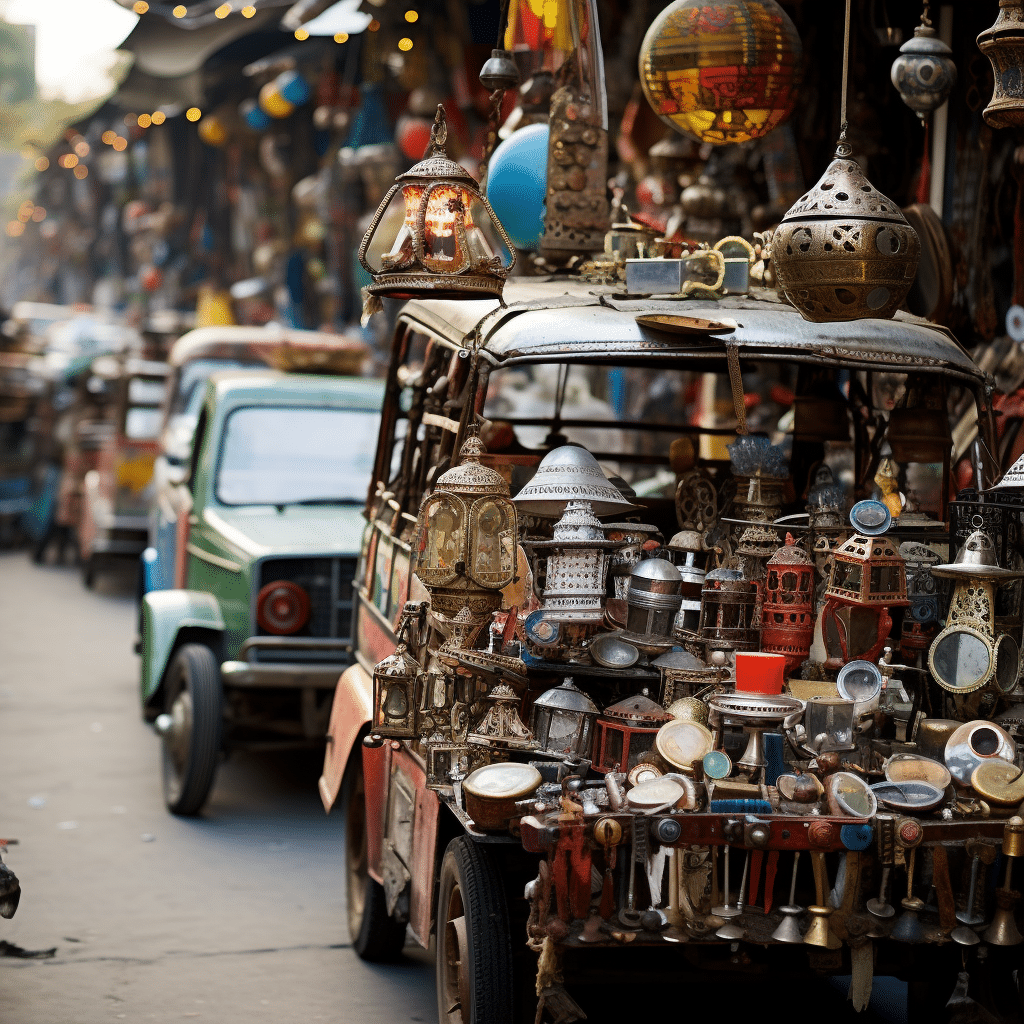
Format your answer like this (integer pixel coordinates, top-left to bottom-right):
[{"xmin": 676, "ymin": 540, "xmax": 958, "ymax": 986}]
[
  {"xmin": 34, "ymin": 157, "xmax": 48, "ymax": 171},
  {"xmin": 186, "ymin": 108, "xmax": 202, "ymax": 122},
  {"xmin": 214, "ymin": 3, "xmax": 231, "ymax": 18},
  {"xmin": 31, "ymin": 207, "xmax": 46, "ymax": 222},
  {"xmin": 294, "ymin": 28, "xmax": 309, "ymax": 40},
  {"xmin": 368, "ymin": 19, "xmax": 380, "ymax": 31},
  {"xmin": 112, "ymin": 137, "xmax": 128, "ymax": 152},
  {"xmin": 405, "ymin": 10, "xmax": 418, "ymax": 22},
  {"xmin": 172, "ymin": 5, "xmax": 187, "ymax": 17},
  {"xmin": 137, "ymin": 114, "xmax": 152, "ymax": 128},
  {"xmin": 334, "ymin": 32, "xmax": 348, "ymax": 43},
  {"xmin": 123, "ymin": 114, "xmax": 136, "ymax": 127},
  {"xmin": 59, "ymin": 154, "xmax": 79, "ymax": 169},
  {"xmin": 101, "ymin": 130, "xmax": 116, "ymax": 145},
  {"xmin": 74, "ymin": 165, "xmax": 88, "ymax": 179},
  {"xmin": 133, "ymin": 1, "xmax": 149, "ymax": 12},
  {"xmin": 241, "ymin": 4, "xmax": 255, "ymax": 15},
  {"xmin": 398, "ymin": 37, "xmax": 413, "ymax": 51},
  {"xmin": 6, "ymin": 222, "xmax": 24, "ymax": 238},
  {"xmin": 151, "ymin": 111, "xmax": 166, "ymax": 125}
]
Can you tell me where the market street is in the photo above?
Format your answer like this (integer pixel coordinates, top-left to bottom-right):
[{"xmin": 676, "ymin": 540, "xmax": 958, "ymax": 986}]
[
  {"xmin": 0, "ymin": 552, "xmax": 909, "ymax": 1024},
  {"xmin": 0, "ymin": 552, "xmax": 434, "ymax": 1023}
]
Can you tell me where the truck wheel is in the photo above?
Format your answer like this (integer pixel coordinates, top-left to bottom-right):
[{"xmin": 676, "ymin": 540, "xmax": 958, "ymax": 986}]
[
  {"xmin": 343, "ymin": 756, "xmax": 406, "ymax": 961},
  {"xmin": 161, "ymin": 644, "xmax": 222, "ymax": 816},
  {"xmin": 436, "ymin": 836, "xmax": 513, "ymax": 1024}
]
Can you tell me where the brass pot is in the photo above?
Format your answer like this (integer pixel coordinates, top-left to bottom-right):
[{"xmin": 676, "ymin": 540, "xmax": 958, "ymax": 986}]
[{"xmin": 462, "ymin": 763, "xmax": 542, "ymax": 831}]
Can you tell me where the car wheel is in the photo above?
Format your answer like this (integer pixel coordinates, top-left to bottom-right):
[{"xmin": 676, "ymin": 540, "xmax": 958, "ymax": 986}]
[
  {"xmin": 342, "ymin": 754, "xmax": 406, "ymax": 961},
  {"xmin": 436, "ymin": 836, "xmax": 513, "ymax": 1024},
  {"xmin": 161, "ymin": 643, "xmax": 222, "ymax": 816}
]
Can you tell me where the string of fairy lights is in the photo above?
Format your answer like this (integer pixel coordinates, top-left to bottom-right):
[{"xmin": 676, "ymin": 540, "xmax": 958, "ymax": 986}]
[{"xmin": 6, "ymin": 2, "xmax": 420, "ymax": 240}]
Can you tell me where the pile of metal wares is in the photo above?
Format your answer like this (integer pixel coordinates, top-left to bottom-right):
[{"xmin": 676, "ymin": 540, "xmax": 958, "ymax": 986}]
[{"xmin": 369, "ymin": 430, "xmax": 1024, "ymax": 999}]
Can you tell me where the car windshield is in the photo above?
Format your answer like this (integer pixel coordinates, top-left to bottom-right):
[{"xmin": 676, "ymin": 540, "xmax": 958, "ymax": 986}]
[
  {"xmin": 216, "ymin": 405, "xmax": 380, "ymax": 506},
  {"xmin": 173, "ymin": 358, "xmax": 260, "ymax": 415}
]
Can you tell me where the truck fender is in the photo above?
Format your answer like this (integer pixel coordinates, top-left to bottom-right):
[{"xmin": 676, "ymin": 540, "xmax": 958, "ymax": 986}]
[
  {"xmin": 140, "ymin": 589, "xmax": 225, "ymax": 709},
  {"xmin": 319, "ymin": 662, "xmax": 373, "ymax": 813}
]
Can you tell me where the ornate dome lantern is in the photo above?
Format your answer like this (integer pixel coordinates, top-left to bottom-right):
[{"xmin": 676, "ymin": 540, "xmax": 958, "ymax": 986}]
[
  {"xmin": 371, "ymin": 642, "xmax": 423, "ymax": 739},
  {"xmin": 413, "ymin": 435, "xmax": 518, "ymax": 623},
  {"xmin": 359, "ymin": 106, "xmax": 516, "ymax": 302},
  {"xmin": 891, "ymin": 7, "xmax": 957, "ymax": 121}
]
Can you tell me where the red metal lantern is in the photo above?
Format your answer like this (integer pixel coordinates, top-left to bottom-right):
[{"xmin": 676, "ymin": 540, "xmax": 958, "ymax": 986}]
[
  {"xmin": 760, "ymin": 534, "xmax": 815, "ymax": 675},
  {"xmin": 593, "ymin": 692, "xmax": 673, "ymax": 774},
  {"xmin": 821, "ymin": 503, "xmax": 909, "ymax": 670}
]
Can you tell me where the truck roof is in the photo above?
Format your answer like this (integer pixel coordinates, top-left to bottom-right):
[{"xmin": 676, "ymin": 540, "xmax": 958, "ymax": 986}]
[
  {"xmin": 399, "ymin": 280, "xmax": 985, "ymax": 386},
  {"xmin": 205, "ymin": 368, "xmax": 385, "ymax": 412}
]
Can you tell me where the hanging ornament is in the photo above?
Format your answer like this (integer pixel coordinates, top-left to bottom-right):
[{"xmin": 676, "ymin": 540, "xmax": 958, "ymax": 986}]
[
  {"xmin": 978, "ymin": 0, "xmax": 1024, "ymax": 129},
  {"xmin": 638, "ymin": 0, "xmax": 803, "ymax": 146},
  {"xmin": 890, "ymin": 4, "xmax": 956, "ymax": 120},
  {"xmin": 772, "ymin": 0, "xmax": 920, "ymax": 323}
]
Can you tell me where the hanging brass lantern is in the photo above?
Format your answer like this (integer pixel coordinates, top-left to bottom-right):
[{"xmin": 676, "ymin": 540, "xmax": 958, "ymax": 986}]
[
  {"xmin": 978, "ymin": 0, "xmax": 1024, "ymax": 130},
  {"xmin": 890, "ymin": 7, "xmax": 957, "ymax": 121},
  {"xmin": 358, "ymin": 105, "xmax": 516, "ymax": 300},
  {"xmin": 773, "ymin": 137, "xmax": 921, "ymax": 322}
]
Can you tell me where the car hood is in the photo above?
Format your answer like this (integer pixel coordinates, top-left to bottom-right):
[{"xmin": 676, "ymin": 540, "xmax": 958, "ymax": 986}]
[{"xmin": 203, "ymin": 505, "xmax": 366, "ymax": 559}]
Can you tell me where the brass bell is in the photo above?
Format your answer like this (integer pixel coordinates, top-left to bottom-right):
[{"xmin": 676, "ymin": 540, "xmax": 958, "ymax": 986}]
[
  {"xmin": 803, "ymin": 905, "xmax": 841, "ymax": 949},
  {"xmin": 982, "ymin": 888, "xmax": 1023, "ymax": 946}
]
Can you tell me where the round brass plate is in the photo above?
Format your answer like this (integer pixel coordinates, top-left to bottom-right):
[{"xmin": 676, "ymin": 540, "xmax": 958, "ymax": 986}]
[{"xmin": 971, "ymin": 758, "xmax": 1024, "ymax": 805}]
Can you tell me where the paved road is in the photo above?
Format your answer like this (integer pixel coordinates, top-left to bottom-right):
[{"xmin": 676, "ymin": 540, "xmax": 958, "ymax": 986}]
[{"xmin": 0, "ymin": 552, "xmax": 434, "ymax": 1023}]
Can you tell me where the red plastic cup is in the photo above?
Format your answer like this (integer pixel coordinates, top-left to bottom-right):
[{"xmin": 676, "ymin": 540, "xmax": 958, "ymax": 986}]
[{"xmin": 734, "ymin": 652, "xmax": 786, "ymax": 694}]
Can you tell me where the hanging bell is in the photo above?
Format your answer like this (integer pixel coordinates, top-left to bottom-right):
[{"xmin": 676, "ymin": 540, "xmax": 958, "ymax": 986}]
[
  {"xmin": 982, "ymin": 888, "xmax": 1024, "ymax": 945},
  {"xmin": 803, "ymin": 905, "xmax": 841, "ymax": 948},
  {"xmin": 978, "ymin": 0, "xmax": 1024, "ymax": 129},
  {"xmin": 479, "ymin": 49, "xmax": 521, "ymax": 92},
  {"xmin": 773, "ymin": 138, "xmax": 921, "ymax": 323},
  {"xmin": 890, "ymin": 14, "xmax": 957, "ymax": 120}
]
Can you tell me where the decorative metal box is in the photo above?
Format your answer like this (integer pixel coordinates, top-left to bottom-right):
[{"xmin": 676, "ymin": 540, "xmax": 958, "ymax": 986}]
[{"xmin": 621, "ymin": 557, "xmax": 684, "ymax": 654}]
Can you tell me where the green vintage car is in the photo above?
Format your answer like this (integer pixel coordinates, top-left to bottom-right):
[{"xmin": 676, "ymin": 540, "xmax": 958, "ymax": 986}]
[{"xmin": 139, "ymin": 368, "xmax": 383, "ymax": 815}]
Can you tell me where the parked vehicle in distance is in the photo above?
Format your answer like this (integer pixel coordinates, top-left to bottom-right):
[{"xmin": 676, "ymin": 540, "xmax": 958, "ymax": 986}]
[
  {"xmin": 139, "ymin": 369, "xmax": 384, "ymax": 815},
  {"xmin": 317, "ymin": 279, "xmax": 999, "ymax": 1024},
  {"xmin": 148, "ymin": 325, "xmax": 368, "ymax": 593},
  {"xmin": 79, "ymin": 356, "xmax": 168, "ymax": 588}
]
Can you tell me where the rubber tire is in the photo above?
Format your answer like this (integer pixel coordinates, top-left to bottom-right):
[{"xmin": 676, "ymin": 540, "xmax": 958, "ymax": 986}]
[
  {"xmin": 342, "ymin": 755, "xmax": 406, "ymax": 962},
  {"xmin": 436, "ymin": 836, "xmax": 513, "ymax": 1024},
  {"xmin": 161, "ymin": 643, "xmax": 222, "ymax": 816}
]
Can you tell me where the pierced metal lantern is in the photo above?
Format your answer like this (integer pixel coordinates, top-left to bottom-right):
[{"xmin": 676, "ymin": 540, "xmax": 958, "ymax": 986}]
[
  {"xmin": 655, "ymin": 648, "xmax": 727, "ymax": 706},
  {"xmin": 414, "ymin": 435, "xmax": 518, "ymax": 622},
  {"xmin": 359, "ymin": 105, "xmax": 515, "ymax": 300},
  {"xmin": 899, "ymin": 540, "xmax": 942, "ymax": 662},
  {"xmin": 773, "ymin": 137, "xmax": 921, "ymax": 322},
  {"xmin": 666, "ymin": 528, "xmax": 706, "ymax": 635},
  {"xmin": 928, "ymin": 531, "xmax": 1024, "ymax": 714},
  {"xmin": 621, "ymin": 557, "xmax": 684, "ymax": 654},
  {"xmin": 525, "ymin": 499, "xmax": 623, "ymax": 626},
  {"xmin": 371, "ymin": 642, "xmax": 423, "ymax": 738},
  {"xmin": 468, "ymin": 680, "xmax": 538, "ymax": 754},
  {"xmin": 891, "ymin": 10, "xmax": 957, "ymax": 120},
  {"xmin": 761, "ymin": 534, "xmax": 815, "ymax": 674},
  {"xmin": 606, "ymin": 522, "xmax": 662, "ymax": 600},
  {"xmin": 978, "ymin": 1, "xmax": 1024, "ymax": 130},
  {"xmin": 530, "ymin": 678, "xmax": 600, "ymax": 761},
  {"xmin": 593, "ymin": 691, "xmax": 674, "ymax": 774},
  {"xmin": 821, "ymin": 502, "xmax": 909, "ymax": 669}
]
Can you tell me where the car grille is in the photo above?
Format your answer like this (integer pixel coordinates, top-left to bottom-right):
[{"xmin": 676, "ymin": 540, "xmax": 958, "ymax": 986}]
[{"xmin": 255, "ymin": 556, "xmax": 357, "ymax": 663}]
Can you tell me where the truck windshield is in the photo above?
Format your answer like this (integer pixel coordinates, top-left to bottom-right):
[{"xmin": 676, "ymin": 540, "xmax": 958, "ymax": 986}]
[{"xmin": 216, "ymin": 405, "xmax": 380, "ymax": 506}]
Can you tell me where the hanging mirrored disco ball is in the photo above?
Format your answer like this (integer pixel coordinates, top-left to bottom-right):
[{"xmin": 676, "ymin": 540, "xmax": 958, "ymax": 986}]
[
  {"xmin": 638, "ymin": 0, "xmax": 802, "ymax": 146},
  {"xmin": 772, "ymin": 138, "xmax": 921, "ymax": 322}
]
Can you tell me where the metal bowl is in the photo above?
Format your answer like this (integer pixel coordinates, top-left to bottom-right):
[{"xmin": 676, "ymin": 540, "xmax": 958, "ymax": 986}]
[
  {"xmin": 944, "ymin": 720, "xmax": 1016, "ymax": 787},
  {"xmin": 870, "ymin": 779, "xmax": 945, "ymax": 813}
]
